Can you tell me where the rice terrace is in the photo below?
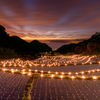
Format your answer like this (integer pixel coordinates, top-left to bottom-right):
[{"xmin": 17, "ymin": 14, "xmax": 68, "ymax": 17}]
[
  {"xmin": 0, "ymin": 55, "xmax": 100, "ymax": 100},
  {"xmin": 0, "ymin": 0, "xmax": 100, "ymax": 100}
]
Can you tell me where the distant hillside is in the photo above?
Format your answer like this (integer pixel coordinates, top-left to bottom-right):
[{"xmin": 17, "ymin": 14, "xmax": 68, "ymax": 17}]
[
  {"xmin": 30, "ymin": 40, "xmax": 52, "ymax": 53},
  {"xmin": 0, "ymin": 25, "xmax": 52, "ymax": 56},
  {"xmin": 56, "ymin": 32, "xmax": 100, "ymax": 55}
]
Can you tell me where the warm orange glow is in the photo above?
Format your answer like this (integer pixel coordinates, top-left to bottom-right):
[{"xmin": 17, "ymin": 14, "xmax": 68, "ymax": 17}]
[
  {"xmin": 65, "ymin": 64, "xmax": 67, "ymax": 66},
  {"xmin": 55, "ymin": 72, "xmax": 58, "ymax": 74},
  {"xmin": 68, "ymin": 72, "xmax": 71, "ymax": 75},
  {"xmin": 3, "ymin": 64, "xmax": 5, "ymax": 67},
  {"xmin": 35, "ymin": 70, "xmax": 38, "ymax": 72},
  {"xmin": 11, "ymin": 69, "xmax": 14, "ymax": 73},
  {"xmin": 61, "ymin": 72, "xmax": 64, "ymax": 75},
  {"xmin": 51, "ymin": 74, "xmax": 54, "ymax": 78},
  {"xmin": 48, "ymin": 71, "xmax": 51, "ymax": 74},
  {"xmin": 60, "ymin": 75, "xmax": 64, "ymax": 79},
  {"xmin": 97, "ymin": 69, "xmax": 100, "ymax": 71},
  {"xmin": 22, "ymin": 69, "xmax": 25, "ymax": 72},
  {"xmin": 81, "ymin": 71, "xmax": 84, "ymax": 74},
  {"xmin": 22, "ymin": 72, "xmax": 25, "ymax": 74},
  {"xmin": 82, "ymin": 63, "xmax": 84, "ymax": 65},
  {"xmin": 29, "ymin": 69, "xmax": 31, "ymax": 72},
  {"xmin": 74, "ymin": 63, "xmax": 76, "ymax": 65},
  {"xmin": 82, "ymin": 76, "xmax": 85, "ymax": 79},
  {"xmin": 92, "ymin": 70, "xmax": 95, "ymax": 72},
  {"xmin": 21, "ymin": 36, "xmax": 79, "ymax": 41},
  {"xmin": 2, "ymin": 68, "xmax": 6, "ymax": 71},
  {"xmin": 22, "ymin": 65, "xmax": 24, "ymax": 68},
  {"xmin": 28, "ymin": 72, "xmax": 31, "ymax": 76},
  {"xmin": 15, "ymin": 69, "xmax": 18, "ymax": 71},
  {"xmin": 93, "ymin": 76, "xmax": 97, "ymax": 79},
  {"xmin": 40, "ymin": 74, "xmax": 44, "ymax": 77},
  {"xmin": 90, "ymin": 62, "xmax": 92, "ymax": 65},
  {"xmin": 71, "ymin": 76, "xmax": 75, "ymax": 79},
  {"xmin": 41, "ymin": 70, "xmax": 44, "ymax": 73}
]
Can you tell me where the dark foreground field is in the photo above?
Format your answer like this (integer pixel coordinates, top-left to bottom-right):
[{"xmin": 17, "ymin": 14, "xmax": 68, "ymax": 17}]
[
  {"xmin": 0, "ymin": 72, "xmax": 29, "ymax": 100},
  {"xmin": 31, "ymin": 77, "xmax": 100, "ymax": 100}
]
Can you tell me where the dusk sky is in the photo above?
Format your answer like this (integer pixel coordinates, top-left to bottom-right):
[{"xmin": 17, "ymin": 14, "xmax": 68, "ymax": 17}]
[{"xmin": 0, "ymin": 0, "xmax": 100, "ymax": 49}]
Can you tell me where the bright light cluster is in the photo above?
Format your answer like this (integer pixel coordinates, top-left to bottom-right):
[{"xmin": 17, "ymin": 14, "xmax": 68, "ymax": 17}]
[{"xmin": 0, "ymin": 55, "xmax": 99, "ymax": 69}]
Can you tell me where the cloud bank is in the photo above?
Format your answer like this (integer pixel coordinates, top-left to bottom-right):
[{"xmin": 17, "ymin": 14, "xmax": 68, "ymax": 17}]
[{"xmin": 0, "ymin": 0, "xmax": 100, "ymax": 43}]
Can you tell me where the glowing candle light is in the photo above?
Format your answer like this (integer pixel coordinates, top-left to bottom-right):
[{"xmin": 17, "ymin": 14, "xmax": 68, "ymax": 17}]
[
  {"xmin": 97, "ymin": 69, "xmax": 100, "ymax": 72},
  {"xmin": 15, "ymin": 69, "xmax": 18, "ymax": 71},
  {"xmin": 68, "ymin": 72, "xmax": 71, "ymax": 75},
  {"xmin": 92, "ymin": 70, "xmax": 95, "ymax": 72},
  {"xmin": 22, "ymin": 65, "xmax": 24, "ymax": 68},
  {"xmin": 29, "ymin": 69, "xmax": 31, "ymax": 72},
  {"xmin": 11, "ymin": 70, "xmax": 14, "ymax": 73},
  {"xmin": 14, "ymin": 64, "xmax": 16, "ymax": 67},
  {"xmin": 88, "ymin": 70, "xmax": 90, "ymax": 73},
  {"xmin": 55, "ymin": 72, "xmax": 58, "ymax": 74},
  {"xmin": 28, "ymin": 72, "xmax": 31, "ymax": 76},
  {"xmin": 71, "ymin": 76, "xmax": 75, "ymax": 79},
  {"xmin": 51, "ymin": 74, "xmax": 54, "ymax": 78},
  {"xmin": 3, "ymin": 64, "xmax": 5, "ymax": 67},
  {"xmin": 90, "ymin": 62, "xmax": 92, "ymax": 65},
  {"xmin": 82, "ymin": 76, "xmax": 85, "ymax": 79},
  {"xmin": 61, "ymin": 72, "xmax": 64, "ymax": 75},
  {"xmin": 82, "ymin": 63, "xmax": 84, "ymax": 65},
  {"xmin": 19, "ymin": 64, "xmax": 21, "ymax": 67},
  {"xmin": 74, "ymin": 63, "xmax": 76, "ymax": 65},
  {"xmin": 22, "ymin": 72, "xmax": 25, "ymax": 74},
  {"xmin": 81, "ymin": 71, "xmax": 84, "ymax": 74},
  {"xmin": 41, "ymin": 64, "xmax": 44, "ymax": 67},
  {"xmin": 2, "ymin": 68, "xmax": 6, "ymax": 71},
  {"xmin": 29, "ymin": 64, "xmax": 32, "ymax": 67},
  {"xmin": 93, "ymin": 76, "xmax": 97, "ymax": 80},
  {"xmin": 41, "ymin": 70, "xmax": 44, "ymax": 73},
  {"xmin": 60, "ymin": 75, "xmax": 63, "ymax": 79},
  {"xmin": 22, "ymin": 69, "xmax": 25, "ymax": 72},
  {"xmin": 35, "ymin": 70, "xmax": 38, "ymax": 72},
  {"xmin": 75, "ymin": 72, "xmax": 78, "ymax": 75},
  {"xmin": 48, "ymin": 71, "xmax": 51, "ymax": 74},
  {"xmin": 40, "ymin": 74, "xmax": 44, "ymax": 77}
]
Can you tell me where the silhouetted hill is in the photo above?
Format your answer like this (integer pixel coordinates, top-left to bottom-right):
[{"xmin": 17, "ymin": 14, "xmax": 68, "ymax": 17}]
[
  {"xmin": 8, "ymin": 36, "xmax": 30, "ymax": 55},
  {"xmin": 56, "ymin": 43, "xmax": 76, "ymax": 54},
  {"xmin": 0, "ymin": 25, "xmax": 9, "ymax": 38},
  {"xmin": 56, "ymin": 32, "xmax": 100, "ymax": 55},
  {"xmin": 30, "ymin": 40, "xmax": 52, "ymax": 53},
  {"xmin": 0, "ymin": 25, "xmax": 52, "ymax": 56}
]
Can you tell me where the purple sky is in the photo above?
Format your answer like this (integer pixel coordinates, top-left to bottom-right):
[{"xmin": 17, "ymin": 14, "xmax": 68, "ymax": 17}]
[{"xmin": 0, "ymin": 0, "xmax": 100, "ymax": 46}]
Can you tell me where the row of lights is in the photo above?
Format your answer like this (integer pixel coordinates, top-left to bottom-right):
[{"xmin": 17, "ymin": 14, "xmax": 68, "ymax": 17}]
[
  {"xmin": 2, "ymin": 68, "xmax": 100, "ymax": 74},
  {"xmin": 2, "ymin": 68, "xmax": 32, "ymax": 76},
  {"xmin": 36, "ymin": 69, "xmax": 100, "ymax": 75},
  {"xmin": 40, "ymin": 74, "xmax": 98, "ymax": 80},
  {"xmin": 1, "ymin": 68, "xmax": 100, "ymax": 79},
  {"xmin": 34, "ymin": 55, "xmax": 98, "ymax": 67},
  {"xmin": 1, "ymin": 61, "xmax": 97, "ymax": 68},
  {"xmin": 1, "ymin": 59, "xmax": 100, "ymax": 68}
]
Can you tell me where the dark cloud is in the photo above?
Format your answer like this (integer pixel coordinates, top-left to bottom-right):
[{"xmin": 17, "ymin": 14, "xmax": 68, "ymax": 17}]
[{"xmin": 0, "ymin": 0, "xmax": 100, "ymax": 44}]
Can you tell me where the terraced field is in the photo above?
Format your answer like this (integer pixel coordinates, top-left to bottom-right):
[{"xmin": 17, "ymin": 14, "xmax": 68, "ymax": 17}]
[
  {"xmin": 0, "ymin": 55, "xmax": 100, "ymax": 100},
  {"xmin": 31, "ymin": 77, "xmax": 100, "ymax": 100},
  {"xmin": 30, "ymin": 64, "xmax": 100, "ymax": 72},
  {"xmin": 0, "ymin": 71, "xmax": 29, "ymax": 100}
]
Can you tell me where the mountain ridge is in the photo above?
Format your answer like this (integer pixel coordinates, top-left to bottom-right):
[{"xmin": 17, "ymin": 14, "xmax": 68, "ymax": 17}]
[
  {"xmin": 0, "ymin": 25, "xmax": 52, "ymax": 56},
  {"xmin": 56, "ymin": 32, "xmax": 100, "ymax": 55}
]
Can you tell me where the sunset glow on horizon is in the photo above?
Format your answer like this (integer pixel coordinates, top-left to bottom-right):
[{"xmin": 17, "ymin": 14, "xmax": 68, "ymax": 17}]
[{"xmin": 0, "ymin": 0, "xmax": 100, "ymax": 48}]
